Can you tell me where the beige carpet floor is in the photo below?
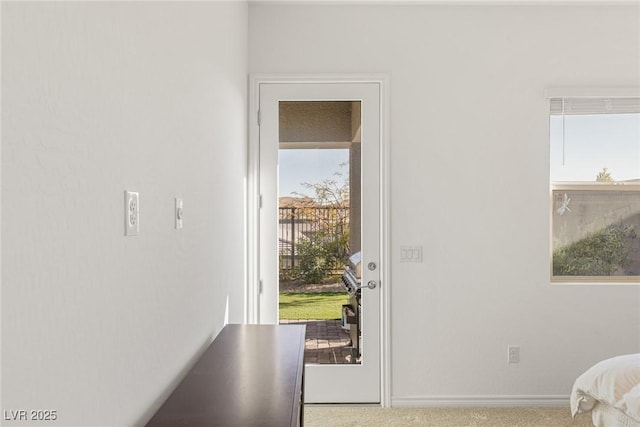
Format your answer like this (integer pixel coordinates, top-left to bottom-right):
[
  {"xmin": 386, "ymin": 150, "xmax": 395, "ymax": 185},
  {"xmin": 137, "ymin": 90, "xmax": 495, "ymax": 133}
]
[{"xmin": 304, "ymin": 407, "xmax": 593, "ymax": 427}]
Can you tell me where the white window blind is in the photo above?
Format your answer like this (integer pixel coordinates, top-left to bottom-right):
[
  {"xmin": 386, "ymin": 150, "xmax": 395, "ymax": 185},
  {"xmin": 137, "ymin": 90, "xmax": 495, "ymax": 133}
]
[{"xmin": 550, "ymin": 97, "xmax": 640, "ymax": 115}]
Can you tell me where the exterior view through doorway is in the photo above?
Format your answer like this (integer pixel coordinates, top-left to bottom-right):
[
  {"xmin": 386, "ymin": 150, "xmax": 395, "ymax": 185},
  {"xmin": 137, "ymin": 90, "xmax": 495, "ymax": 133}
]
[{"xmin": 278, "ymin": 101, "xmax": 361, "ymax": 366}]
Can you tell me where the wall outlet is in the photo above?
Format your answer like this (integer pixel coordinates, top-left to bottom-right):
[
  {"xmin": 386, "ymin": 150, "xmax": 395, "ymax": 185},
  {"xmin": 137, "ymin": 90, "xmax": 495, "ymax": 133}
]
[
  {"xmin": 125, "ymin": 191, "xmax": 139, "ymax": 236},
  {"xmin": 508, "ymin": 345, "xmax": 520, "ymax": 364}
]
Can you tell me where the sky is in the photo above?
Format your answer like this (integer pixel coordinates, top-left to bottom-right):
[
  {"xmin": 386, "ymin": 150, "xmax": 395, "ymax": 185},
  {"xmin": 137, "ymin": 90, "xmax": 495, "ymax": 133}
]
[
  {"xmin": 278, "ymin": 113, "xmax": 639, "ymax": 195},
  {"xmin": 278, "ymin": 148, "xmax": 349, "ymax": 197},
  {"xmin": 550, "ymin": 113, "xmax": 640, "ymax": 182}
]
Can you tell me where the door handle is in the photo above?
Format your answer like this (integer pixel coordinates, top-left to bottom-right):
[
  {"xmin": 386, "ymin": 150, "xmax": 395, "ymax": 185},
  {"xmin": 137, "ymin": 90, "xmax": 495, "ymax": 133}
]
[{"xmin": 363, "ymin": 280, "xmax": 377, "ymax": 290}]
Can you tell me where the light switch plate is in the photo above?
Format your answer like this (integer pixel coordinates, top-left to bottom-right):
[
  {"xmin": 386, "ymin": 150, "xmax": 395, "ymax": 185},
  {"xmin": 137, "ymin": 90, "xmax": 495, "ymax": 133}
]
[
  {"xmin": 508, "ymin": 345, "xmax": 520, "ymax": 364},
  {"xmin": 175, "ymin": 198, "xmax": 183, "ymax": 229},
  {"xmin": 400, "ymin": 246, "xmax": 423, "ymax": 262},
  {"xmin": 125, "ymin": 191, "xmax": 139, "ymax": 236}
]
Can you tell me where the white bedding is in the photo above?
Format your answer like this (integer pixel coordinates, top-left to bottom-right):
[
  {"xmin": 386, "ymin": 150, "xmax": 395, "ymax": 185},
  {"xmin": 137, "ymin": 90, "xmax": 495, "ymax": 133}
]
[{"xmin": 571, "ymin": 353, "xmax": 640, "ymax": 426}]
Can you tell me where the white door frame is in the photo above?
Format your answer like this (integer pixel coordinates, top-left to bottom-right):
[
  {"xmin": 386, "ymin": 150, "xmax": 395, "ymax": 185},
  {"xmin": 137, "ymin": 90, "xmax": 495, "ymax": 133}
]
[{"xmin": 247, "ymin": 74, "xmax": 391, "ymax": 406}]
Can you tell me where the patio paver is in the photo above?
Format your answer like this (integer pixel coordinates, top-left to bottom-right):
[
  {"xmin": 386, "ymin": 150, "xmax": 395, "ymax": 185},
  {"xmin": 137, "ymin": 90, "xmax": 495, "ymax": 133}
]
[{"xmin": 280, "ymin": 319, "xmax": 357, "ymax": 364}]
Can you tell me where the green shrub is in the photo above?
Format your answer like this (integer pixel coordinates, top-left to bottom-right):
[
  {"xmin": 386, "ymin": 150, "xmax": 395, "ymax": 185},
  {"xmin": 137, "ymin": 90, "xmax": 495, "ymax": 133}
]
[
  {"xmin": 553, "ymin": 223, "xmax": 636, "ymax": 276},
  {"xmin": 278, "ymin": 256, "xmax": 295, "ymax": 282},
  {"xmin": 295, "ymin": 234, "xmax": 333, "ymax": 284},
  {"xmin": 295, "ymin": 231, "xmax": 349, "ymax": 284}
]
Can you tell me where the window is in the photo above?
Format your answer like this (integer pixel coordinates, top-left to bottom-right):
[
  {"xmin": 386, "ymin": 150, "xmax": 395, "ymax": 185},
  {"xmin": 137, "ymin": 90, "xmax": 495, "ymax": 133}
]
[{"xmin": 549, "ymin": 95, "xmax": 640, "ymax": 283}]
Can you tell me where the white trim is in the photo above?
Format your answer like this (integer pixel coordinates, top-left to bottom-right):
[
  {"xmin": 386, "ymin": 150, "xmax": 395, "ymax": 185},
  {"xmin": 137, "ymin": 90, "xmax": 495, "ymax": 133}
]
[
  {"xmin": 552, "ymin": 281, "xmax": 640, "ymax": 286},
  {"xmin": 250, "ymin": 0, "xmax": 640, "ymax": 5},
  {"xmin": 391, "ymin": 395, "xmax": 570, "ymax": 408},
  {"xmin": 247, "ymin": 75, "xmax": 262, "ymax": 324},
  {"xmin": 250, "ymin": 73, "xmax": 390, "ymax": 85},
  {"xmin": 379, "ymin": 75, "xmax": 392, "ymax": 409},
  {"xmin": 247, "ymin": 74, "xmax": 391, "ymax": 404},
  {"xmin": 545, "ymin": 87, "xmax": 640, "ymax": 99},
  {"xmin": 551, "ymin": 183, "xmax": 640, "ymax": 190}
]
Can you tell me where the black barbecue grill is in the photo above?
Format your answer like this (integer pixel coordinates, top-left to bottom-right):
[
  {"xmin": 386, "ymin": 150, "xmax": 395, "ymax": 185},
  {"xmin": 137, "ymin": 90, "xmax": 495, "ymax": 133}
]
[{"xmin": 341, "ymin": 252, "xmax": 362, "ymax": 363}]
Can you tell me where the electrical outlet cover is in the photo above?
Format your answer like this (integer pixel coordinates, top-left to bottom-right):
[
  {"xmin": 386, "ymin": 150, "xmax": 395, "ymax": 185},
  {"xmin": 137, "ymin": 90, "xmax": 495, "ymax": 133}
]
[{"xmin": 125, "ymin": 191, "xmax": 139, "ymax": 236}]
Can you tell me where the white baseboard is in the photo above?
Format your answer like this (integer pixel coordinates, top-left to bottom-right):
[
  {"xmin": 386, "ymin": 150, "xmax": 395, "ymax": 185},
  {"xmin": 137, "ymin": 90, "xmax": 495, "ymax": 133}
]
[{"xmin": 391, "ymin": 395, "xmax": 569, "ymax": 408}]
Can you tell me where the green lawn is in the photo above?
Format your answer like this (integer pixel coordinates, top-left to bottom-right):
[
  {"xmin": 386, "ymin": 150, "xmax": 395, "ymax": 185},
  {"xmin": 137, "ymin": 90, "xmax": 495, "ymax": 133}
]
[{"xmin": 279, "ymin": 292, "xmax": 348, "ymax": 320}]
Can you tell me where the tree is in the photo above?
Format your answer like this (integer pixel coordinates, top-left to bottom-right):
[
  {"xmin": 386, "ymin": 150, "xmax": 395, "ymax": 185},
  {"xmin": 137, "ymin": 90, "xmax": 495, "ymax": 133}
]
[
  {"xmin": 294, "ymin": 163, "xmax": 349, "ymax": 208},
  {"xmin": 596, "ymin": 167, "xmax": 614, "ymax": 182},
  {"xmin": 292, "ymin": 164, "xmax": 350, "ymax": 283}
]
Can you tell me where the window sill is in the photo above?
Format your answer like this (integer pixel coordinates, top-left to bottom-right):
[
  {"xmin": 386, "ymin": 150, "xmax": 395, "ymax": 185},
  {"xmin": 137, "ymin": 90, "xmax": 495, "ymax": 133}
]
[{"xmin": 551, "ymin": 277, "xmax": 640, "ymax": 285}]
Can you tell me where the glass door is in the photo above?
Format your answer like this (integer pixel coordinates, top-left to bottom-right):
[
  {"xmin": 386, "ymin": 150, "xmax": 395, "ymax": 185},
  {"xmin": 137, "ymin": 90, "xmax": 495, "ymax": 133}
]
[{"xmin": 259, "ymin": 83, "xmax": 381, "ymax": 403}]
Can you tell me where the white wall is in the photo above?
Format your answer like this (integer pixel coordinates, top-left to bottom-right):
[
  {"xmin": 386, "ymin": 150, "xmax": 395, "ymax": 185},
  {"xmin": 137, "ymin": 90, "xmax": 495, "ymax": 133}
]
[
  {"xmin": 2, "ymin": 2, "xmax": 247, "ymax": 425},
  {"xmin": 249, "ymin": 4, "xmax": 640, "ymax": 405}
]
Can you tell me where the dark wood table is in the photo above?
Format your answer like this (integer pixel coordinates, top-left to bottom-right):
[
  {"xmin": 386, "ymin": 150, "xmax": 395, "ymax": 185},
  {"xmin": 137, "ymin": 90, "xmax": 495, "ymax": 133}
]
[{"xmin": 146, "ymin": 324, "xmax": 306, "ymax": 427}]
